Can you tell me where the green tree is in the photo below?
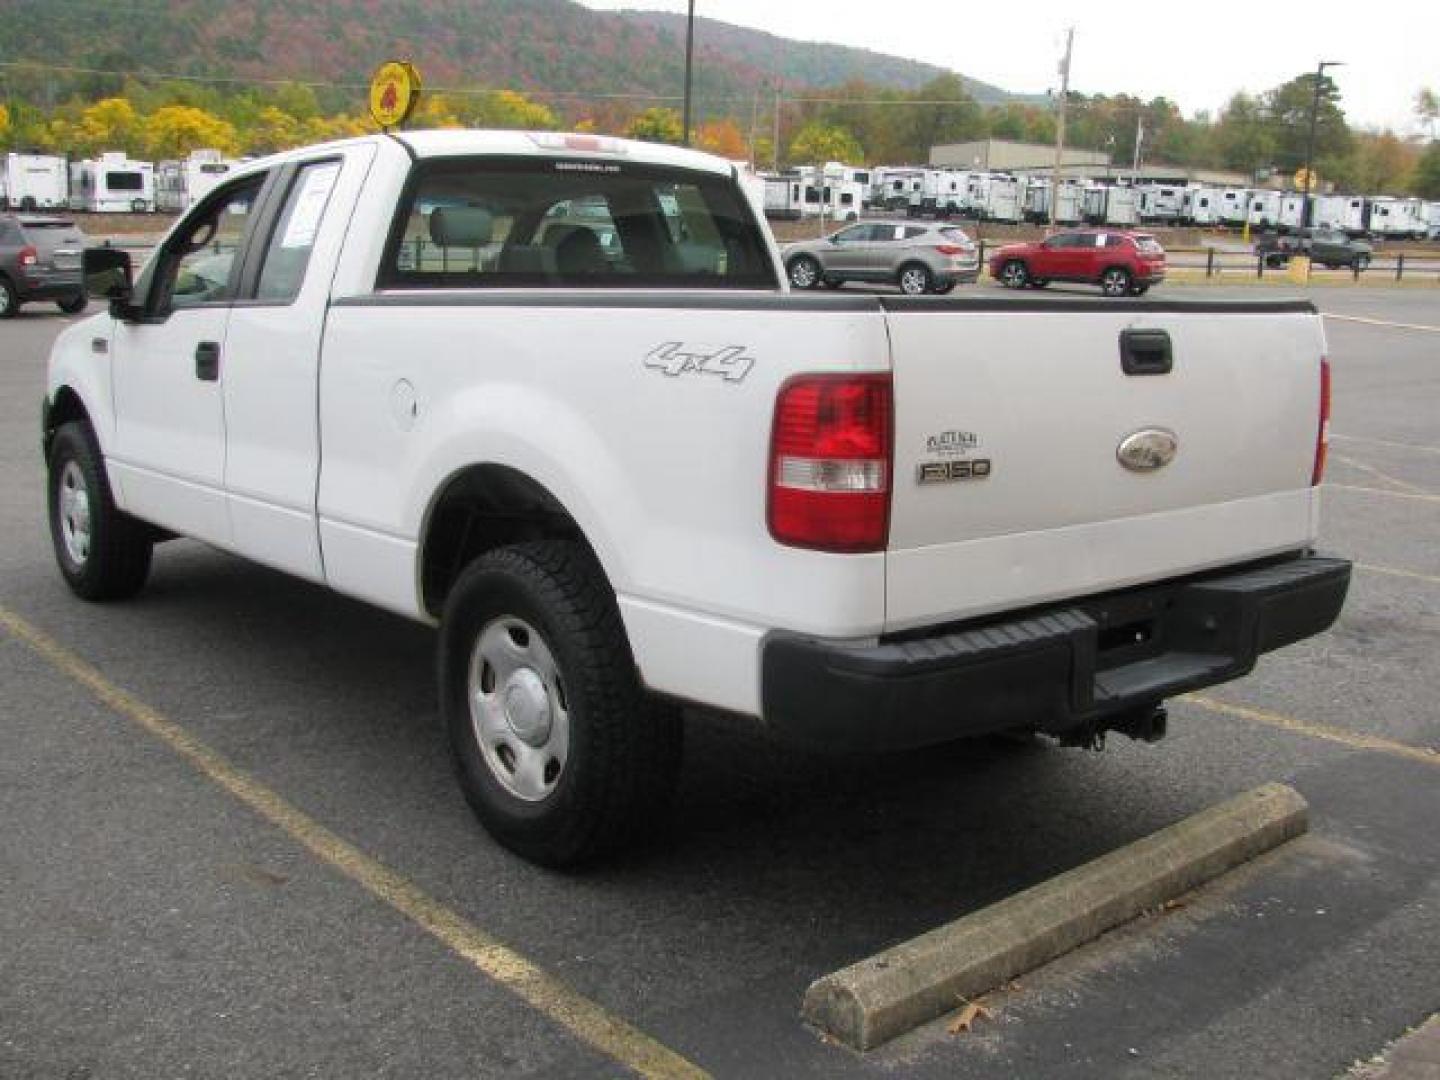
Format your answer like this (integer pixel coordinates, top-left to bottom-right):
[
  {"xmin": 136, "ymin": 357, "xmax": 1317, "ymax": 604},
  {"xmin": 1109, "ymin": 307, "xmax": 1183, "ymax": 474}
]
[
  {"xmin": 788, "ymin": 121, "xmax": 862, "ymax": 165},
  {"xmin": 1413, "ymin": 142, "xmax": 1440, "ymax": 199},
  {"xmin": 1416, "ymin": 88, "xmax": 1440, "ymax": 141},
  {"xmin": 625, "ymin": 107, "xmax": 683, "ymax": 145},
  {"xmin": 1265, "ymin": 71, "xmax": 1351, "ymax": 172},
  {"xmin": 1212, "ymin": 92, "xmax": 1276, "ymax": 175}
]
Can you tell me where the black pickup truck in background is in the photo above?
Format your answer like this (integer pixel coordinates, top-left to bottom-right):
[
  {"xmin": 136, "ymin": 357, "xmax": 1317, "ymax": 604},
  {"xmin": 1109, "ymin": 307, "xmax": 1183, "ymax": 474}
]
[{"xmin": 1255, "ymin": 227, "xmax": 1374, "ymax": 269}]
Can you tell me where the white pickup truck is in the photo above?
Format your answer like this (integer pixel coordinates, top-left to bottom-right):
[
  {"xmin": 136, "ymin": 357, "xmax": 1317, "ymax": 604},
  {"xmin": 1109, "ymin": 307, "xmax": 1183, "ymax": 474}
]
[{"xmin": 46, "ymin": 130, "xmax": 1350, "ymax": 866}]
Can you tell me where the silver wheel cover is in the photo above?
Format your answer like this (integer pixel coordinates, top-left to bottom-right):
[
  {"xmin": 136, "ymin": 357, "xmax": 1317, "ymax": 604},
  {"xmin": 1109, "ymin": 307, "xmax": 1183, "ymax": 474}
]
[
  {"xmin": 58, "ymin": 460, "xmax": 92, "ymax": 566},
  {"xmin": 468, "ymin": 616, "xmax": 570, "ymax": 803}
]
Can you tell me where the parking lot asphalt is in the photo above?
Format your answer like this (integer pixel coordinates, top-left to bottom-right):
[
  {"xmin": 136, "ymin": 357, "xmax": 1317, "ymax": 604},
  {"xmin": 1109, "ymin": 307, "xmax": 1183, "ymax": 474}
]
[{"xmin": 1, "ymin": 284, "xmax": 1437, "ymax": 1079}]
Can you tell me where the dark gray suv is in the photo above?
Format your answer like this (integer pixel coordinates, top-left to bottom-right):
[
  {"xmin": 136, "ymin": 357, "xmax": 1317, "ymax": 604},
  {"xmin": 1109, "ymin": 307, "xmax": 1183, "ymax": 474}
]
[
  {"xmin": 783, "ymin": 220, "xmax": 980, "ymax": 295},
  {"xmin": 0, "ymin": 214, "xmax": 88, "ymax": 317}
]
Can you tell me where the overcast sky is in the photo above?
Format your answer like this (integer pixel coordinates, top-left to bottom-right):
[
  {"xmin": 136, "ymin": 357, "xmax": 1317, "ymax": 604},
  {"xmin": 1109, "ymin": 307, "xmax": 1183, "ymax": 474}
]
[{"xmin": 579, "ymin": 1, "xmax": 1437, "ymax": 135}]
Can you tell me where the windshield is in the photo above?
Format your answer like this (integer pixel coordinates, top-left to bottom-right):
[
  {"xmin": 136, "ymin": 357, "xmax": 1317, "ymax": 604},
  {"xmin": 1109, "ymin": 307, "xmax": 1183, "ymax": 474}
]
[{"xmin": 383, "ymin": 156, "xmax": 775, "ymax": 290}]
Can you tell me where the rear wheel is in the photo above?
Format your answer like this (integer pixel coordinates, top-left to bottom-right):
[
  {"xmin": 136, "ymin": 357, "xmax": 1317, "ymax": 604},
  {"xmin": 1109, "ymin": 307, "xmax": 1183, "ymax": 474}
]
[
  {"xmin": 1099, "ymin": 267, "xmax": 1132, "ymax": 297},
  {"xmin": 47, "ymin": 421, "xmax": 153, "ymax": 600},
  {"xmin": 999, "ymin": 260, "xmax": 1029, "ymax": 289},
  {"xmin": 897, "ymin": 263, "xmax": 932, "ymax": 295},
  {"xmin": 438, "ymin": 541, "xmax": 683, "ymax": 867},
  {"xmin": 0, "ymin": 277, "xmax": 18, "ymax": 318},
  {"xmin": 787, "ymin": 255, "xmax": 821, "ymax": 290}
]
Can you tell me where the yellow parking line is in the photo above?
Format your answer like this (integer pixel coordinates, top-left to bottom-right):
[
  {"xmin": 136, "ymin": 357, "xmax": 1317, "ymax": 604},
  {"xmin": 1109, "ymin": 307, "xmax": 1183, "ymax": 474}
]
[
  {"xmin": 1184, "ymin": 694, "xmax": 1440, "ymax": 768},
  {"xmin": 1357, "ymin": 562, "xmax": 1440, "ymax": 587},
  {"xmin": 1322, "ymin": 313, "xmax": 1440, "ymax": 333},
  {"xmin": 1325, "ymin": 483, "xmax": 1440, "ymax": 505},
  {"xmin": 0, "ymin": 604, "xmax": 707, "ymax": 1080}
]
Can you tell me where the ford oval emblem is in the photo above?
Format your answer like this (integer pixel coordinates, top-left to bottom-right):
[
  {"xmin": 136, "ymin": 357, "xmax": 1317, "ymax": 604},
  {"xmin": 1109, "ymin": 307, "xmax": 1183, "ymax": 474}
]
[{"xmin": 1117, "ymin": 428, "xmax": 1178, "ymax": 472}]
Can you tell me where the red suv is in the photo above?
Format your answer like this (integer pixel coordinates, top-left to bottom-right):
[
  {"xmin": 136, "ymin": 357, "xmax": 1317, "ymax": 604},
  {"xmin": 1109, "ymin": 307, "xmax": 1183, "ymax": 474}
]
[{"xmin": 989, "ymin": 229, "xmax": 1166, "ymax": 296}]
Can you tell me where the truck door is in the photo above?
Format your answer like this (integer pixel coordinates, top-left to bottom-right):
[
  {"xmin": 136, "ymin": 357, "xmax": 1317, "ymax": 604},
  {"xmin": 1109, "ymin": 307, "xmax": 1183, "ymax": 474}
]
[
  {"xmin": 108, "ymin": 170, "xmax": 271, "ymax": 545},
  {"xmin": 220, "ymin": 147, "xmax": 375, "ymax": 580}
]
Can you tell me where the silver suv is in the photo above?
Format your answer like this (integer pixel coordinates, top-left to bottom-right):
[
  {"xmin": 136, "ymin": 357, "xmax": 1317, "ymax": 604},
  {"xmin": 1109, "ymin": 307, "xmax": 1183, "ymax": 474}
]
[
  {"xmin": 783, "ymin": 220, "xmax": 979, "ymax": 295},
  {"xmin": 0, "ymin": 214, "xmax": 88, "ymax": 317}
]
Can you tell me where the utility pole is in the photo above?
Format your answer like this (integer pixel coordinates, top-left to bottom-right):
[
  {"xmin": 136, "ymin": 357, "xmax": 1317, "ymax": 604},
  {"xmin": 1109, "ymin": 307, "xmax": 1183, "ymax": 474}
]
[
  {"xmin": 681, "ymin": 0, "xmax": 696, "ymax": 147},
  {"xmin": 1048, "ymin": 26, "xmax": 1075, "ymax": 230},
  {"xmin": 1132, "ymin": 115, "xmax": 1144, "ymax": 181},
  {"xmin": 772, "ymin": 84, "xmax": 782, "ymax": 172},
  {"xmin": 1301, "ymin": 60, "xmax": 1343, "ymax": 227}
]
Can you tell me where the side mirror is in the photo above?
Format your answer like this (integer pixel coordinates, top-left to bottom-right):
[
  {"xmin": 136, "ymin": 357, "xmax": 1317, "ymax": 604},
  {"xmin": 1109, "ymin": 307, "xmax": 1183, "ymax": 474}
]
[{"xmin": 83, "ymin": 247, "xmax": 140, "ymax": 321}]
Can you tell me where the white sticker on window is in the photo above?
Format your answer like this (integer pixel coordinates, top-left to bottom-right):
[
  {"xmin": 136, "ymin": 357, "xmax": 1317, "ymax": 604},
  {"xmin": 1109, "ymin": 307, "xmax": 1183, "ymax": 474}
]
[{"xmin": 280, "ymin": 162, "xmax": 341, "ymax": 250}]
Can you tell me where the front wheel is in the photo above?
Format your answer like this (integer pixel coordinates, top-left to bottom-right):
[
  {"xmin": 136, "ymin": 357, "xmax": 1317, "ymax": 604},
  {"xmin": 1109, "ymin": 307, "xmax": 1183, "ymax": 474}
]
[
  {"xmin": 1099, "ymin": 267, "xmax": 1133, "ymax": 297},
  {"xmin": 787, "ymin": 256, "xmax": 821, "ymax": 290},
  {"xmin": 58, "ymin": 293, "xmax": 88, "ymax": 315},
  {"xmin": 999, "ymin": 260, "xmax": 1029, "ymax": 289},
  {"xmin": 47, "ymin": 421, "xmax": 153, "ymax": 600},
  {"xmin": 897, "ymin": 263, "xmax": 932, "ymax": 295},
  {"xmin": 438, "ymin": 541, "xmax": 682, "ymax": 867}
]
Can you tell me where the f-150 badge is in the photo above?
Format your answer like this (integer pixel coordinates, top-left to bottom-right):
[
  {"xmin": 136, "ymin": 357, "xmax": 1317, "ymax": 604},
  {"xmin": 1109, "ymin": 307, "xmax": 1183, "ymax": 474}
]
[
  {"xmin": 919, "ymin": 429, "xmax": 990, "ymax": 483},
  {"xmin": 644, "ymin": 342, "xmax": 755, "ymax": 383}
]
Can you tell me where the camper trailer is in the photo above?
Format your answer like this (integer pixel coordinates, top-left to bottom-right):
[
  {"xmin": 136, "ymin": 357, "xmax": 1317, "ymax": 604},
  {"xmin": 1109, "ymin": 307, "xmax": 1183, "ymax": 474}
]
[
  {"xmin": 1248, "ymin": 191, "xmax": 1282, "ymax": 230},
  {"xmin": 155, "ymin": 149, "xmax": 236, "ymax": 212},
  {"xmin": 762, "ymin": 175, "xmax": 804, "ymax": 221},
  {"xmin": 911, "ymin": 169, "xmax": 969, "ymax": 217},
  {"xmin": 1137, "ymin": 185, "xmax": 1185, "ymax": 225},
  {"xmin": 873, "ymin": 167, "xmax": 924, "ymax": 211},
  {"xmin": 1023, "ymin": 179, "xmax": 1084, "ymax": 225},
  {"xmin": 978, "ymin": 175, "xmax": 1023, "ymax": 223},
  {"xmin": 2, "ymin": 153, "xmax": 69, "ymax": 211},
  {"xmin": 70, "ymin": 152, "xmax": 155, "ymax": 213},
  {"xmin": 1217, "ymin": 188, "xmax": 1251, "ymax": 227},
  {"xmin": 1278, "ymin": 195, "xmax": 1307, "ymax": 232},
  {"xmin": 1367, "ymin": 197, "xmax": 1427, "ymax": 239},
  {"xmin": 1083, "ymin": 184, "xmax": 1139, "ymax": 227},
  {"xmin": 1312, "ymin": 195, "xmax": 1367, "ymax": 236},
  {"xmin": 792, "ymin": 165, "xmax": 863, "ymax": 221},
  {"xmin": 1183, "ymin": 185, "xmax": 1221, "ymax": 226},
  {"xmin": 1426, "ymin": 203, "xmax": 1440, "ymax": 240}
]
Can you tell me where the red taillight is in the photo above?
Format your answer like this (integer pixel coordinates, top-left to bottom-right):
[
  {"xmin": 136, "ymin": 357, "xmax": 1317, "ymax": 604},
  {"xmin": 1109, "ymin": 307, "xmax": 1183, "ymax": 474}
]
[
  {"xmin": 1312, "ymin": 357, "xmax": 1331, "ymax": 486},
  {"xmin": 934, "ymin": 244, "xmax": 971, "ymax": 256},
  {"xmin": 768, "ymin": 374, "xmax": 892, "ymax": 552},
  {"xmin": 18, "ymin": 245, "xmax": 38, "ymax": 268}
]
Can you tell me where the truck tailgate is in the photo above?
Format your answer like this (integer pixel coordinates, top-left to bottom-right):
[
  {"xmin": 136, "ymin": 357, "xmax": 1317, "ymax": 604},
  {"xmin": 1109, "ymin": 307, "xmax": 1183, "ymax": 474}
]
[{"xmin": 882, "ymin": 299, "xmax": 1324, "ymax": 632}]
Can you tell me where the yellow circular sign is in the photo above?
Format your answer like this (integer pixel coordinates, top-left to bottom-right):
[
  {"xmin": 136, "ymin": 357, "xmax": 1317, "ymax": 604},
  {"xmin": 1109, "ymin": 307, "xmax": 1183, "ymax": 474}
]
[
  {"xmin": 1294, "ymin": 167, "xmax": 1317, "ymax": 193},
  {"xmin": 370, "ymin": 61, "xmax": 421, "ymax": 129}
]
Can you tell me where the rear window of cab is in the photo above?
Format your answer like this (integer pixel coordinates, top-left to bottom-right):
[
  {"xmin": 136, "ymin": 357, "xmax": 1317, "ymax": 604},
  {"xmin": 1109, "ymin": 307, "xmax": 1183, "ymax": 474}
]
[{"xmin": 379, "ymin": 156, "xmax": 776, "ymax": 290}]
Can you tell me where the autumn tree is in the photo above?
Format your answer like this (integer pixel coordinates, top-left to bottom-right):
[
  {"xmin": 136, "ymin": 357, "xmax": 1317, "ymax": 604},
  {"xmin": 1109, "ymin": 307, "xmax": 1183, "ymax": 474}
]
[
  {"xmin": 1413, "ymin": 142, "xmax": 1440, "ymax": 199},
  {"xmin": 246, "ymin": 106, "xmax": 301, "ymax": 153},
  {"xmin": 695, "ymin": 118, "xmax": 747, "ymax": 158},
  {"xmin": 143, "ymin": 105, "xmax": 239, "ymax": 159},
  {"xmin": 626, "ymin": 107, "xmax": 683, "ymax": 145},
  {"xmin": 788, "ymin": 122, "xmax": 862, "ymax": 165}
]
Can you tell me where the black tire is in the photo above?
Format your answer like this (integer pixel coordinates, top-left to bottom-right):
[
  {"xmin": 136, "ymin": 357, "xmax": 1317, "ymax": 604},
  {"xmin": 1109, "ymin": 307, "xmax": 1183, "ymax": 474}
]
[
  {"xmin": 1099, "ymin": 267, "xmax": 1132, "ymax": 297},
  {"xmin": 58, "ymin": 293, "xmax": 88, "ymax": 315},
  {"xmin": 20, "ymin": 195, "xmax": 37, "ymax": 211},
  {"xmin": 897, "ymin": 262, "xmax": 932, "ymax": 295},
  {"xmin": 438, "ymin": 541, "xmax": 682, "ymax": 867},
  {"xmin": 998, "ymin": 260, "xmax": 1029, "ymax": 289},
  {"xmin": 787, "ymin": 255, "xmax": 821, "ymax": 290},
  {"xmin": 47, "ymin": 421, "xmax": 153, "ymax": 601},
  {"xmin": 0, "ymin": 276, "xmax": 19, "ymax": 318}
]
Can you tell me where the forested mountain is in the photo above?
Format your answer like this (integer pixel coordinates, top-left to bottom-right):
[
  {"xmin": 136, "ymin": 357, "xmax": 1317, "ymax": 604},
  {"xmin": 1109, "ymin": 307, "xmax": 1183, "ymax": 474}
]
[{"xmin": 0, "ymin": 0, "xmax": 1016, "ymax": 112}]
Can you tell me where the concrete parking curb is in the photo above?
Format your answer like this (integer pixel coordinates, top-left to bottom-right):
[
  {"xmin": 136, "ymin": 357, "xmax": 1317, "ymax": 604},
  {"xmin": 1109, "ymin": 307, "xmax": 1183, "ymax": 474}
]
[{"xmin": 802, "ymin": 782, "xmax": 1309, "ymax": 1051}]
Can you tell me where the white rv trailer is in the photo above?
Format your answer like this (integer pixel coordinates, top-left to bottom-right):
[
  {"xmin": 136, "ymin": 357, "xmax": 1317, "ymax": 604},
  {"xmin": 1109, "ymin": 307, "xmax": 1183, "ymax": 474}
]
[
  {"xmin": 1248, "ymin": 190, "xmax": 1282, "ymax": 230},
  {"xmin": 762, "ymin": 174, "xmax": 804, "ymax": 220},
  {"xmin": 1367, "ymin": 197, "xmax": 1427, "ymax": 239},
  {"xmin": 912, "ymin": 169, "xmax": 969, "ymax": 217},
  {"xmin": 69, "ymin": 152, "xmax": 155, "ymax": 212},
  {"xmin": 3, "ymin": 153, "xmax": 70, "ymax": 211},
  {"xmin": 1216, "ymin": 188, "xmax": 1251, "ymax": 227},
  {"xmin": 1083, "ymin": 184, "xmax": 1139, "ymax": 227},
  {"xmin": 1311, "ymin": 195, "xmax": 1367, "ymax": 236},
  {"xmin": 873, "ymin": 167, "xmax": 924, "ymax": 211},
  {"xmin": 794, "ymin": 164, "xmax": 863, "ymax": 221},
  {"xmin": 1278, "ymin": 195, "xmax": 1307, "ymax": 232},
  {"xmin": 155, "ymin": 149, "xmax": 237, "ymax": 212},
  {"xmin": 1183, "ymin": 185, "xmax": 1221, "ymax": 226},
  {"xmin": 1426, "ymin": 202, "xmax": 1440, "ymax": 240},
  {"xmin": 1136, "ymin": 184, "xmax": 1185, "ymax": 224},
  {"xmin": 1023, "ymin": 179, "xmax": 1084, "ymax": 225},
  {"xmin": 979, "ymin": 175, "xmax": 1023, "ymax": 223}
]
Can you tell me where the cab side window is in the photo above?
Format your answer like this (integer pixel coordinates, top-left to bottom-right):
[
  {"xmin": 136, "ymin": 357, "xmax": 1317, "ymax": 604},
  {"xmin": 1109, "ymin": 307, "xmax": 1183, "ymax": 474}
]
[
  {"xmin": 152, "ymin": 175, "xmax": 265, "ymax": 313},
  {"xmin": 254, "ymin": 160, "xmax": 342, "ymax": 303}
]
